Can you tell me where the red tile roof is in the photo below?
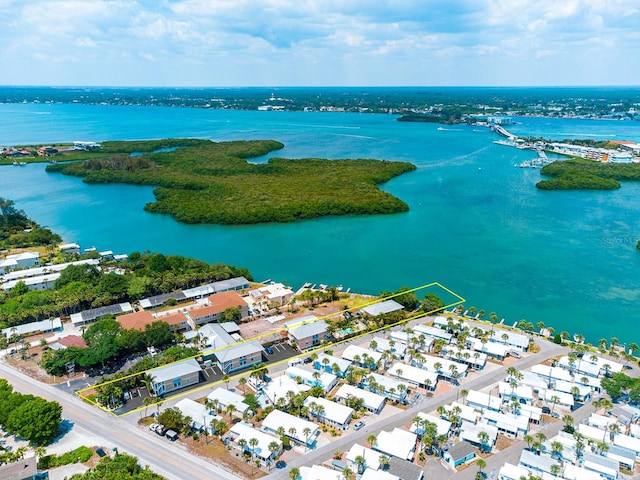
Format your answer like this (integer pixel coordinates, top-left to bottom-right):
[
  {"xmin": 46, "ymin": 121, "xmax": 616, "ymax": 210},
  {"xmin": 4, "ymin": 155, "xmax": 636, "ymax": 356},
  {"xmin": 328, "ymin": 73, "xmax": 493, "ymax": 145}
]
[
  {"xmin": 118, "ymin": 310, "xmax": 155, "ymax": 331},
  {"xmin": 58, "ymin": 335, "xmax": 87, "ymax": 348}
]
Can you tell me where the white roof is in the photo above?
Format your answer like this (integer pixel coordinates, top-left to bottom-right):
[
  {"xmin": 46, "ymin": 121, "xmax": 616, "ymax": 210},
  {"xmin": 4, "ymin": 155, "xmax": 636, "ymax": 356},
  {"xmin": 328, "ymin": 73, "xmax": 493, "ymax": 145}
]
[
  {"xmin": 174, "ymin": 398, "xmax": 220, "ymax": 432},
  {"xmin": 543, "ymin": 389, "xmax": 574, "ymax": 406},
  {"xmin": 283, "ymin": 315, "xmax": 317, "ymax": 329},
  {"xmin": 465, "ymin": 389, "xmax": 501, "ymax": 411},
  {"xmin": 374, "ymin": 428, "xmax": 416, "ymax": 460},
  {"xmin": 413, "ymin": 324, "xmax": 453, "ymax": 342},
  {"xmin": 2, "ymin": 272, "xmax": 60, "ymax": 290},
  {"xmin": 263, "ymin": 375, "xmax": 310, "ymax": 404},
  {"xmin": 498, "ymin": 381, "xmax": 534, "ymax": 401},
  {"xmin": 483, "ymin": 410, "xmax": 529, "ymax": 433},
  {"xmin": 577, "ymin": 423, "xmax": 607, "ymax": 442},
  {"xmin": 262, "ymin": 410, "xmax": 317, "ymax": 444},
  {"xmin": 613, "ymin": 433, "xmax": 640, "ymax": 453},
  {"xmin": 410, "ymin": 412, "xmax": 452, "ymax": 437},
  {"xmin": 371, "ymin": 336, "xmax": 407, "ymax": 357},
  {"xmin": 442, "ymin": 346, "xmax": 487, "ymax": 367},
  {"xmin": 498, "ymin": 462, "xmax": 530, "ymax": 480},
  {"xmin": 335, "ymin": 384, "xmax": 385, "ymax": 412},
  {"xmin": 149, "ymin": 358, "xmax": 200, "ymax": 384},
  {"xmin": 586, "ymin": 413, "xmax": 619, "ymax": 430},
  {"xmin": 361, "ymin": 299, "xmax": 404, "ymax": 316},
  {"xmin": 518, "ymin": 371, "xmax": 549, "ymax": 391},
  {"xmin": 560, "ymin": 355, "xmax": 623, "ymax": 376},
  {"xmin": 2, "ymin": 317, "xmax": 62, "ymax": 337},
  {"xmin": 304, "ymin": 396, "xmax": 353, "ymax": 426},
  {"xmin": 460, "ymin": 421, "xmax": 498, "ymax": 445},
  {"xmin": 346, "ymin": 443, "xmax": 381, "ymax": 471},
  {"xmin": 300, "ymin": 465, "xmax": 342, "ymax": 480},
  {"xmin": 554, "ymin": 380, "xmax": 591, "ymax": 397},
  {"xmin": 531, "ymin": 364, "xmax": 572, "ymax": 383},
  {"xmin": 412, "ymin": 355, "xmax": 468, "ymax": 377},
  {"xmin": 207, "ymin": 387, "xmax": 250, "ymax": 414},
  {"xmin": 229, "ymin": 422, "xmax": 281, "ymax": 461},
  {"xmin": 562, "ymin": 464, "xmax": 602, "ymax": 480},
  {"xmin": 518, "ymin": 403, "xmax": 542, "ymax": 422},
  {"xmin": 448, "ymin": 401, "xmax": 479, "ymax": 424},
  {"xmin": 342, "ymin": 345, "xmax": 382, "ymax": 364},
  {"xmin": 387, "ymin": 362, "xmax": 439, "ymax": 386},
  {"xmin": 491, "ymin": 330, "xmax": 529, "ymax": 349},
  {"xmin": 364, "ymin": 372, "xmax": 407, "ymax": 393},
  {"xmin": 361, "ymin": 469, "xmax": 400, "ymax": 480},
  {"xmin": 469, "ymin": 338, "xmax": 511, "ymax": 357}
]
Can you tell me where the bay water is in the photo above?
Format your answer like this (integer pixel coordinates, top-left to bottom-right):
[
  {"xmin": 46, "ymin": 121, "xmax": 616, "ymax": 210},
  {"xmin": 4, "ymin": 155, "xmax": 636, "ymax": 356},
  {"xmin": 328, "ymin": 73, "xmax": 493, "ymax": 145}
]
[{"xmin": 1, "ymin": 103, "xmax": 640, "ymax": 345}]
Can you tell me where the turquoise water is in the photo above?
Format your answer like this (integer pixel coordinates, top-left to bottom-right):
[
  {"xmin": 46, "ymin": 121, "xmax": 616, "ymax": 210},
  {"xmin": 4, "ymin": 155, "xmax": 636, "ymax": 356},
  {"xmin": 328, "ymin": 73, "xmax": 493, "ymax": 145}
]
[{"xmin": 1, "ymin": 103, "xmax": 640, "ymax": 344}]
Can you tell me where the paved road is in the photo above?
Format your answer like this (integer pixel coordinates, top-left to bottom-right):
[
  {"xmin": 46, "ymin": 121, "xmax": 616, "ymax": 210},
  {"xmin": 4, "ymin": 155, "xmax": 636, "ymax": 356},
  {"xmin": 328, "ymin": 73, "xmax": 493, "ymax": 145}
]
[
  {"xmin": 263, "ymin": 337, "xmax": 568, "ymax": 479},
  {"xmin": 0, "ymin": 359, "xmax": 243, "ymax": 480}
]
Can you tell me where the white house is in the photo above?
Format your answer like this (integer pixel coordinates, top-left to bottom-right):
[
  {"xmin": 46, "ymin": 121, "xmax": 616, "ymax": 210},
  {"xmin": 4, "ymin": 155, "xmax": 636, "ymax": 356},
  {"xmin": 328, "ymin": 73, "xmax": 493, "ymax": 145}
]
[
  {"xmin": 413, "ymin": 324, "xmax": 453, "ymax": 343},
  {"xmin": 313, "ymin": 353, "xmax": 352, "ymax": 377},
  {"xmin": 498, "ymin": 381, "xmax": 534, "ymax": 405},
  {"xmin": 304, "ymin": 396, "xmax": 354, "ymax": 431},
  {"xmin": 498, "ymin": 463, "xmax": 530, "ymax": 480},
  {"xmin": 373, "ymin": 428, "xmax": 417, "ymax": 460},
  {"xmin": 262, "ymin": 409, "xmax": 319, "ymax": 448},
  {"xmin": 342, "ymin": 345, "xmax": 382, "ymax": 369},
  {"xmin": 360, "ymin": 299, "xmax": 404, "ymax": 317},
  {"xmin": 174, "ymin": 398, "xmax": 220, "ymax": 434},
  {"xmin": 335, "ymin": 384, "xmax": 386, "ymax": 414},
  {"xmin": 465, "ymin": 389, "xmax": 501, "ymax": 412},
  {"xmin": 207, "ymin": 387, "xmax": 251, "ymax": 417},
  {"xmin": 577, "ymin": 423, "xmax": 608, "ymax": 442},
  {"xmin": 387, "ymin": 362, "xmax": 439, "ymax": 390},
  {"xmin": 459, "ymin": 421, "xmax": 498, "ymax": 451},
  {"xmin": 227, "ymin": 421, "xmax": 282, "ymax": 466},
  {"xmin": 286, "ymin": 365, "xmax": 337, "ymax": 392},
  {"xmin": 410, "ymin": 412, "xmax": 452, "ymax": 438},
  {"xmin": 262, "ymin": 375, "xmax": 310, "ymax": 406},
  {"xmin": 346, "ymin": 443, "xmax": 381, "ymax": 472},
  {"xmin": 360, "ymin": 372, "xmax": 408, "ymax": 403}
]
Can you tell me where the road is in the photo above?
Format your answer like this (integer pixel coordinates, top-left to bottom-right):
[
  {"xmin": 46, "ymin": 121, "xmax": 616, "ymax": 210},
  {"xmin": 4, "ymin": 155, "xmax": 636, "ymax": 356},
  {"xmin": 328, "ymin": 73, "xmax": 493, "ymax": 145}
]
[
  {"xmin": 263, "ymin": 336, "xmax": 569, "ymax": 479},
  {"xmin": 0, "ymin": 359, "xmax": 243, "ymax": 480}
]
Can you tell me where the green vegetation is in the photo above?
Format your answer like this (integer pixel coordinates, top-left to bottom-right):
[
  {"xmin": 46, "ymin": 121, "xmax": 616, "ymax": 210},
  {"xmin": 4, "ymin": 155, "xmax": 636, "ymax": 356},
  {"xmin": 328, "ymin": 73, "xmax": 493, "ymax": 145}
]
[
  {"xmin": 0, "ymin": 197, "xmax": 62, "ymax": 249},
  {"xmin": 536, "ymin": 158, "xmax": 640, "ymax": 190},
  {"xmin": 46, "ymin": 138, "xmax": 416, "ymax": 225},
  {"xmin": 397, "ymin": 113, "xmax": 462, "ymax": 124},
  {"xmin": 38, "ymin": 446, "xmax": 94, "ymax": 469},
  {"xmin": 0, "ymin": 379, "xmax": 62, "ymax": 446},
  {"xmin": 600, "ymin": 372, "xmax": 640, "ymax": 402},
  {"xmin": 0, "ymin": 250, "xmax": 250, "ymax": 328},
  {"xmin": 68, "ymin": 452, "xmax": 163, "ymax": 480}
]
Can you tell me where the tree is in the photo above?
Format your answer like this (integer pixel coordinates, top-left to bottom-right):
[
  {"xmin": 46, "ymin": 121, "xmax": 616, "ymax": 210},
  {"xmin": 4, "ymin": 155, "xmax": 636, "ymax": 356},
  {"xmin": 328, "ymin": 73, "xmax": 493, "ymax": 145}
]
[
  {"xmin": 5, "ymin": 397, "xmax": 62, "ymax": 446},
  {"xmin": 268, "ymin": 441, "xmax": 280, "ymax": 470},
  {"xmin": 239, "ymin": 377, "xmax": 248, "ymax": 394},
  {"xmin": 523, "ymin": 434, "xmax": 534, "ymax": 450},
  {"xmin": 477, "ymin": 431, "xmax": 490, "ymax": 453},
  {"xmin": 249, "ymin": 437, "xmax": 259, "ymax": 476},
  {"xmin": 476, "ymin": 457, "xmax": 487, "ymax": 474},
  {"xmin": 341, "ymin": 466, "xmax": 353, "ymax": 480},
  {"xmin": 289, "ymin": 467, "xmax": 300, "ymax": 480},
  {"xmin": 222, "ymin": 375, "xmax": 231, "ymax": 390},
  {"xmin": 144, "ymin": 321, "xmax": 174, "ymax": 347},
  {"xmin": 157, "ymin": 407, "xmax": 188, "ymax": 433},
  {"xmin": 69, "ymin": 452, "xmax": 164, "ymax": 479}
]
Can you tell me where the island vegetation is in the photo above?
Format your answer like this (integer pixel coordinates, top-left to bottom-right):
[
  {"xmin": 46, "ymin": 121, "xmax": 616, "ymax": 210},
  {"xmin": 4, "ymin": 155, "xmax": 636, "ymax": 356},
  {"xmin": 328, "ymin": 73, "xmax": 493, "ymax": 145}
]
[
  {"xmin": 0, "ymin": 197, "xmax": 62, "ymax": 250},
  {"xmin": 396, "ymin": 112, "xmax": 463, "ymax": 124},
  {"xmin": 535, "ymin": 158, "xmax": 640, "ymax": 190},
  {"xmin": 45, "ymin": 138, "xmax": 416, "ymax": 225}
]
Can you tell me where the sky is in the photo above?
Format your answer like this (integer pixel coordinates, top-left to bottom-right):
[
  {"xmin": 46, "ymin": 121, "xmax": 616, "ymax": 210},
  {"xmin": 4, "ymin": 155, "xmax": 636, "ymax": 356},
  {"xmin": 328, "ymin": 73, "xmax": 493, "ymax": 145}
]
[{"xmin": 1, "ymin": 0, "xmax": 639, "ymax": 87}]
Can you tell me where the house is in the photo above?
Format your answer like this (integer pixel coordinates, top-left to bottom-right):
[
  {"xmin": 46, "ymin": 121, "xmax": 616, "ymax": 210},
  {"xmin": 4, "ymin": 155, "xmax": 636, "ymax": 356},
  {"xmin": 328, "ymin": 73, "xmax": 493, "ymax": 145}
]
[
  {"xmin": 2, "ymin": 317, "xmax": 62, "ymax": 338},
  {"xmin": 413, "ymin": 324, "xmax": 453, "ymax": 343},
  {"xmin": 49, "ymin": 334, "xmax": 87, "ymax": 351},
  {"xmin": 227, "ymin": 421, "xmax": 282, "ymax": 466},
  {"xmin": 148, "ymin": 358, "xmax": 201, "ymax": 396},
  {"xmin": 441, "ymin": 346, "xmax": 487, "ymax": 370},
  {"xmin": 360, "ymin": 299, "xmax": 404, "ymax": 317},
  {"xmin": 188, "ymin": 291, "xmax": 249, "ymax": 326},
  {"xmin": 313, "ymin": 353, "xmax": 352, "ymax": 377},
  {"xmin": 248, "ymin": 283, "xmax": 294, "ymax": 306},
  {"xmin": 577, "ymin": 423, "xmax": 608, "ymax": 442},
  {"xmin": 300, "ymin": 465, "xmax": 345, "ymax": 480},
  {"xmin": 181, "ymin": 276, "xmax": 250, "ymax": 301},
  {"xmin": 70, "ymin": 302, "xmax": 133, "ymax": 327},
  {"xmin": 0, "ymin": 456, "xmax": 37, "ymax": 480},
  {"xmin": 497, "ymin": 381, "xmax": 534, "ymax": 405},
  {"xmin": 262, "ymin": 375, "xmax": 310, "ymax": 406},
  {"xmin": 1, "ymin": 251, "xmax": 39, "ymax": 271},
  {"xmin": 187, "ymin": 322, "xmax": 236, "ymax": 349},
  {"xmin": 409, "ymin": 355, "xmax": 468, "ymax": 382},
  {"xmin": 174, "ymin": 398, "xmax": 220, "ymax": 434},
  {"xmin": 387, "ymin": 362, "xmax": 439, "ymax": 390},
  {"xmin": 498, "ymin": 463, "xmax": 530, "ymax": 480},
  {"xmin": 342, "ymin": 345, "xmax": 382, "ymax": 369},
  {"xmin": 373, "ymin": 428, "xmax": 417, "ymax": 460},
  {"xmin": 262, "ymin": 409, "xmax": 319, "ymax": 448},
  {"xmin": 207, "ymin": 388, "xmax": 251, "ymax": 417},
  {"xmin": 346, "ymin": 443, "xmax": 381, "ymax": 472},
  {"xmin": 443, "ymin": 441, "xmax": 476, "ymax": 468},
  {"xmin": 154, "ymin": 311, "xmax": 191, "ymax": 332},
  {"xmin": 459, "ymin": 421, "xmax": 498, "ymax": 451},
  {"xmin": 304, "ymin": 396, "xmax": 354, "ymax": 431},
  {"xmin": 117, "ymin": 310, "xmax": 157, "ymax": 331},
  {"xmin": 468, "ymin": 337, "xmax": 511, "ymax": 361},
  {"xmin": 286, "ymin": 365, "xmax": 337, "ymax": 392},
  {"xmin": 465, "ymin": 390, "xmax": 501, "ymax": 412},
  {"xmin": 335, "ymin": 384, "xmax": 386, "ymax": 414},
  {"xmin": 447, "ymin": 402, "xmax": 479, "ymax": 424},
  {"xmin": 582, "ymin": 451, "xmax": 619, "ymax": 480},
  {"xmin": 58, "ymin": 242, "xmax": 80, "ymax": 254},
  {"xmin": 214, "ymin": 341, "xmax": 264, "ymax": 374},
  {"xmin": 482, "ymin": 409, "xmax": 529, "ymax": 437},
  {"xmin": 563, "ymin": 464, "xmax": 608, "ymax": 480},
  {"xmin": 606, "ymin": 444, "xmax": 636, "ymax": 470},
  {"xmin": 388, "ymin": 457, "xmax": 424, "ymax": 480},
  {"xmin": 518, "ymin": 449, "xmax": 557, "ymax": 476},
  {"xmin": 370, "ymin": 336, "xmax": 407, "ymax": 359},
  {"xmin": 531, "ymin": 364, "xmax": 572, "ymax": 386},
  {"xmin": 1, "ymin": 272, "xmax": 60, "ymax": 292},
  {"xmin": 410, "ymin": 412, "xmax": 452, "ymax": 438},
  {"xmin": 543, "ymin": 389, "xmax": 575, "ymax": 409},
  {"xmin": 613, "ymin": 433, "xmax": 640, "ymax": 458},
  {"xmin": 361, "ymin": 470, "xmax": 400, "ymax": 480},
  {"xmin": 360, "ymin": 372, "xmax": 408, "ymax": 403},
  {"xmin": 288, "ymin": 320, "xmax": 330, "ymax": 351}
]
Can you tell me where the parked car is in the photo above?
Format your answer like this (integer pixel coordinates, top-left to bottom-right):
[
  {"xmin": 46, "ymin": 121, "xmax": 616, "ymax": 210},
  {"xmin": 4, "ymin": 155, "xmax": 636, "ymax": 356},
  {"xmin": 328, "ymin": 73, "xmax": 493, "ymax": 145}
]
[
  {"xmin": 541, "ymin": 406, "xmax": 551, "ymax": 414},
  {"xmin": 303, "ymin": 357, "xmax": 313, "ymax": 364},
  {"xmin": 509, "ymin": 351, "xmax": 522, "ymax": 359},
  {"xmin": 353, "ymin": 421, "xmax": 365, "ymax": 431},
  {"xmin": 265, "ymin": 346, "xmax": 274, "ymax": 354}
]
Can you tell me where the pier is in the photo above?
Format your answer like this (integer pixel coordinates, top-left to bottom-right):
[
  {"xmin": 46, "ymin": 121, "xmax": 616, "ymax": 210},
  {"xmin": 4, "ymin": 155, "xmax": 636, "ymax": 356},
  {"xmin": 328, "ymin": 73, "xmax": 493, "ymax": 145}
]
[{"xmin": 515, "ymin": 149, "xmax": 552, "ymax": 169}]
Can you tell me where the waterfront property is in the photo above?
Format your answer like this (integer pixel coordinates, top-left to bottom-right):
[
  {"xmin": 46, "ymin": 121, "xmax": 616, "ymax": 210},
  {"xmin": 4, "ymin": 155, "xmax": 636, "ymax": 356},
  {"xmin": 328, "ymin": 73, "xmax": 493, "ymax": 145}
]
[
  {"xmin": 148, "ymin": 358, "xmax": 201, "ymax": 396},
  {"xmin": 248, "ymin": 282, "xmax": 294, "ymax": 306},
  {"xmin": 360, "ymin": 299, "xmax": 404, "ymax": 317}
]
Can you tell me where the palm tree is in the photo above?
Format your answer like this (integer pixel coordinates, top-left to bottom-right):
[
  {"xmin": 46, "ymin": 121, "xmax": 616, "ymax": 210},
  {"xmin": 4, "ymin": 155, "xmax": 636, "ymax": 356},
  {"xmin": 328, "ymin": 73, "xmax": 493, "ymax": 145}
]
[
  {"xmin": 523, "ymin": 433, "xmax": 534, "ymax": 450},
  {"xmin": 267, "ymin": 441, "xmax": 280, "ymax": 470},
  {"xmin": 551, "ymin": 441, "xmax": 563, "ymax": 459},
  {"xmin": 249, "ymin": 437, "xmax": 259, "ymax": 476},
  {"xmin": 225, "ymin": 403, "xmax": 236, "ymax": 422},
  {"xmin": 289, "ymin": 466, "xmax": 300, "ymax": 480},
  {"xmin": 550, "ymin": 395, "xmax": 560, "ymax": 415},
  {"xmin": 303, "ymin": 427, "xmax": 311, "ymax": 451},
  {"xmin": 288, "ymin": 426, "xmax": 297, "ymax": 444},
  {"xmin": 550, "ymin": 463, "xmax": 562, "ymax": 477},
  {"xmin": 354, "ymin": 454, "xmax": 366, "ymax": 474},
  {"xmin": 477, "ymin": 431, "xmax": 490, "ymax": 453},
  {"xmin": 341, "ymin": 466, "xmax": 353, "ymax": 480},
  {"xmin": 239, "ymin": 377, "xmax": 248, "ymax": 394},
  {"xmin": 367, "ymin": 434, "xmax": 377, "ymax": 448},
  {"xmin": 475, "ymin": 457, "xmax": 487, "ymax": 475},
  {"xmin": 378, "ymin": 454, "xmax": 390, "ymax": 471},
  {"xmin": 222, "ymin": 374, "xmax": 231, "ymax": 390}
]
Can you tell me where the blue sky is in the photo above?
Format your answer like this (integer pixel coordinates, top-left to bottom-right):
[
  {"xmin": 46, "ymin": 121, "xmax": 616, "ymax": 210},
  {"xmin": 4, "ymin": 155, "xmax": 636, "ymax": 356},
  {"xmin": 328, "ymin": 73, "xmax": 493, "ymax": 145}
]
[{"xmin": 2, "ymin": 0, "xmax": 639, "ymax": 86}]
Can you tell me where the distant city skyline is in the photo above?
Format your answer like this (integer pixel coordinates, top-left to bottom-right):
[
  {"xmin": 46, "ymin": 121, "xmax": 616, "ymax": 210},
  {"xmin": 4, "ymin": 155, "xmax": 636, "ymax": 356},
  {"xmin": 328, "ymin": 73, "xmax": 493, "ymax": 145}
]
[{"xmin": 2, "ymin": 1, "xmax": 639, "ymax": 87}]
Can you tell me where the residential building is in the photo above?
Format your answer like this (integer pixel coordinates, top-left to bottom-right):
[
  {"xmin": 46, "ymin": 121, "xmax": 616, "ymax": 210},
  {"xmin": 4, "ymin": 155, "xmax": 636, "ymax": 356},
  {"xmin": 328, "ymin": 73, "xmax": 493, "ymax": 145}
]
[
  {"xmin": 286, "ymin": 365, "xmax": 337, "ymax": 392},
  {"xmin": 463, "ymin": 390, "xmax": 501, "ymax": 412},
  {"xmin": 373, "ymin": 428, "xmax": 417, "ymax": 460},
  {"xmin": 387, "ymin": 362, "xmax": 439, "ymax": 390},
  {"xmin": 0, "ymin": 456, "xmax": 37, "ymax": 480},
  {"xmin": 174, "ymin": 398, "xmax": 221, "ymax": 434},
  {"xmin": 360, "ymin": 299, "xmax": 404, "ymax": 317},
  {"xmin": 49, "ymin": 334, "xmax": 87, "ymax": 351},
  {"xmin": 70, "ymin": 302, "xmax": 133, "ymax": 327},
  {"xmin": 410, "ymin": 412, "xmax": 452, "ymax": 437},
  {"xmin": 370, "ymin": 336, "xmax": 407, "ymax": 359},
  {"xmin": 214, "ymin": 340, "xmax": 264, "ymax": 374},
  {"xmin": 1, "ymin": 272, "xmax": 60, "ymax": 292},
  {"xmin": 248, "ymin": 283, "xmax": 294, "ymax": 306},
  {"xmin": 335, "ymin": 384, "xmax": 386, "ymax": 414},
  {"xmin": 346, "ymin": 443, "xmax": 381, "ymax": 472},
  {"xmin": 388, "ymin": 457, "xmax": 424, "ymax": 480},
  {"xmin": 459, "ymin": 421, "xmax": 498, "ymax": 451},
  {"xmin": 413, "ymin": 324, "xmax": 453, "ymax": 343},
  {"xmin": 2, "ymin": 317, "xmax": 62, "ymax": 338},
  {"xmin": 498, "ymin": 463, "xmax": 530, "ymax": 480},
  {"xmin": 262, "ymin": 409, "xmax": 319, "ymax": 448},
  {"xmin": 443, "ymin": 441, "xmax": 476, "ymax": 468},
  {"xmin": 360, "ymin": 372, "xmax": 408, "ymax": 403},
  {"xmin": 341, "ymin": 345, "xmax": 382, "ymax": 369},
  {"xmin": 148, "ymin": 358, "xmax": 201, "ymax": 395},
  {"xmin": 288, "ymin": 320, "xmax": 330, "ymax": 351},
  {"xmin": 262, "ymin": 375, "xmax": 310, "ymax": 406},
  {"xmin": 304, "ymin": 396, "xmax": 354, "ymax": 431},
  {"xmin": 207, "ymin": 388, "xmax": 251, "ymax": 417},
  {"xmin": 313, "ymin": 353, "xmax": 351, "ymax": 377},
  {"xmin": 227, "ymin": 421, "xmax": 282, "ymax": 467},
  {"xmin": 188, "ymin": 291, "xmax": 249, "ymax": 325}
]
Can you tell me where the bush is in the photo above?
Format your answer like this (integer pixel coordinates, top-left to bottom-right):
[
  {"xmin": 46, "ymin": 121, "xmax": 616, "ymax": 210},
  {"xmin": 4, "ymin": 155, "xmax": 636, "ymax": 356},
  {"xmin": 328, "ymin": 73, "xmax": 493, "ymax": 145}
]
[
  {"xmin": 38, "ymin": 446, "xmax": 93, "ymax": 469},
  {"xmin": 553, "ymin": 333, "xmax": 563, "ymax": 344}
]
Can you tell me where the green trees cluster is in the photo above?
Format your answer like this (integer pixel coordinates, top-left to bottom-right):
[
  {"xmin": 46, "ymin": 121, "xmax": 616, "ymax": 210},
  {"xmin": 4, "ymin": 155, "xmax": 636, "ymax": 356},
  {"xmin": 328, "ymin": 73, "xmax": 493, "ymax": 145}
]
[
  {"xmin": 0, "ymin": 250, "xmax": 251, "ymax": 328},
  {"xmin": 0, "ymin": 379, "xmax": 62, "ymax": 446},
  {"xmin": 68, "ymin": 452, "xmax": 163, "ymax": 480},
  {"xmin": 600, "ymin": 372, "xmax": 640, "ymax": 402},
  {"xmin": 41, "ymin": 317, "xmax": 179, "ymax": 376},
  {"xmin": 0, "ymin": 197, "xmax": 61, "ymax": 249},
  {"xmin": 46, "ymin": 139, "xmax": 416, "ymax": 225},
  {"xmin": 537, "ymin": 158, "xmax": 640, "ymax": 190}
]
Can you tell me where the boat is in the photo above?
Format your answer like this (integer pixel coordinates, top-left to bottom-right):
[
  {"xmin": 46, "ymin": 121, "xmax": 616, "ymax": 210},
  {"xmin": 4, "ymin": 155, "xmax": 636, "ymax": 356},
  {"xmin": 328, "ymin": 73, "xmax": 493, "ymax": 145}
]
[{"xmin": 12, "ymin": 159, "xmax": 26, "ymax": 166}]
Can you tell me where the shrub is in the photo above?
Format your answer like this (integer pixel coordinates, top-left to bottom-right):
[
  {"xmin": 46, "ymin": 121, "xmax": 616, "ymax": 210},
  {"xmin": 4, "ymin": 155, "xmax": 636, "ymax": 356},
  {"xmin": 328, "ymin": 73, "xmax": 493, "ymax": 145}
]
[{"xmin": 553, "ymin": 333, "xmax": 563, "ymax": 344}]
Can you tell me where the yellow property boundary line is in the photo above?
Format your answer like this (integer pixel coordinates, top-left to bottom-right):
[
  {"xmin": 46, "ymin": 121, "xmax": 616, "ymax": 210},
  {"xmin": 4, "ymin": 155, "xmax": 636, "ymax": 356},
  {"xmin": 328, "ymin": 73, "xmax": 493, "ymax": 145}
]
[{"xmin": 75, "ymin": 282, "xmax": 465, "ymax": 417}]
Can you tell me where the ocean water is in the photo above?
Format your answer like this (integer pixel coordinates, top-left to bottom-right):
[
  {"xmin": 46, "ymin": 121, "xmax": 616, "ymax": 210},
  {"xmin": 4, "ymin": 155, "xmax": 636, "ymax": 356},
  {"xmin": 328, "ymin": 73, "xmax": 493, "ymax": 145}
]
[{"xmin": 1, "ymin": 103, "xmax": 640, "ymax": 345}]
